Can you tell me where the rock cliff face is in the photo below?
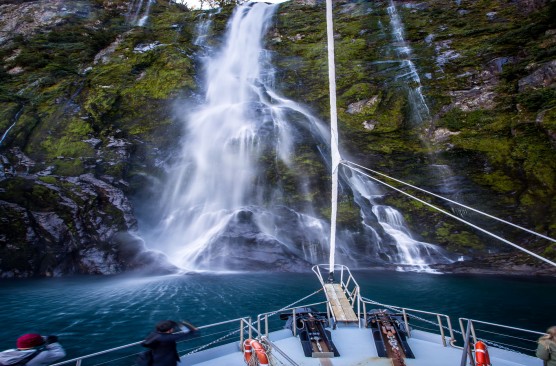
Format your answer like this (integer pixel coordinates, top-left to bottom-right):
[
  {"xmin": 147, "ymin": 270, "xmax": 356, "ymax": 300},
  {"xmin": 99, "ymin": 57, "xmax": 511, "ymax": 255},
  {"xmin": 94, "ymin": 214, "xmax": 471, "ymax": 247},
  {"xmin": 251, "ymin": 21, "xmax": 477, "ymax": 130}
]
[
  {"xmin": 0, "ymin": 0, "xmax": 193, "ymax": 277},
  {"xmin": 0, "ymin": 0, "xmax": 554, "ymax": 277},
  {"xmin": 271, "ymin": 0, "xmax": 556, "ymax": 271}
]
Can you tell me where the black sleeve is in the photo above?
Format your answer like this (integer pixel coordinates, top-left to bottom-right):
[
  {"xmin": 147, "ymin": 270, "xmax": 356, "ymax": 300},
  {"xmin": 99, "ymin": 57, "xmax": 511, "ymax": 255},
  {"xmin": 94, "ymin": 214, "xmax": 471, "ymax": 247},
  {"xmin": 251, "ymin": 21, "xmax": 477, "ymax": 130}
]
[{"xmin": 141, "ymin": 333, "xmax": 159, "ymax": 348}]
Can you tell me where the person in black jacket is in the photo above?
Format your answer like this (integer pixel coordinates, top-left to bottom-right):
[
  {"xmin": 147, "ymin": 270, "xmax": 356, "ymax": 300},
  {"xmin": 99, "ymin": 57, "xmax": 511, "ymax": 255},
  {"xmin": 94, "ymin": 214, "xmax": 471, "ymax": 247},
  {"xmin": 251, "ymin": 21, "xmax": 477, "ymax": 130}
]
[{"xmin": 140, "ymin": 320, "xmax": 198, "ymax": 366}]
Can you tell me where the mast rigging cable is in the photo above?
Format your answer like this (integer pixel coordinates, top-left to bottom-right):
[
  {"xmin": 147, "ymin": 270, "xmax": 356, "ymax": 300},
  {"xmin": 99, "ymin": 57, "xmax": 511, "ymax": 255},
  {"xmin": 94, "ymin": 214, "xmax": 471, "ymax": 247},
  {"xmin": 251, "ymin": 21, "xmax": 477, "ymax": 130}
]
[
  {"xmin": 341, "ymin": 160, "xmax": 556, "ymax": 268},
  {"xmin": 343, "ymin": 160, "xmax": 556, "ymax": 244}
]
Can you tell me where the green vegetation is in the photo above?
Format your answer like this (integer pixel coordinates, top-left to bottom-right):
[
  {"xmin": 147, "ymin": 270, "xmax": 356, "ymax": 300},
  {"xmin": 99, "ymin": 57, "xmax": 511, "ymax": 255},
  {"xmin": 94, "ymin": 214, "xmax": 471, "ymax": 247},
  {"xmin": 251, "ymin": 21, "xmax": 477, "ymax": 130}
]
[{"xmin": 0, "ymin": 0, "xmax": 555, "ymax": 275}]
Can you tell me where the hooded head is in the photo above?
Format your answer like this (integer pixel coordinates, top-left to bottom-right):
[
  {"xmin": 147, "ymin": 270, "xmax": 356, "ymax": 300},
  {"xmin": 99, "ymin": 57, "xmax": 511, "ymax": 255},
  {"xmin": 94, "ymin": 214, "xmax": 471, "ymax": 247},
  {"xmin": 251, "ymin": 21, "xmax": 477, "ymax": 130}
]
[
  {"xmin": 16, "ymin": 334, "xmax": 45, "ymax": 350},
  {"xmin": 156, "ymin": 320, "xmax": 178, "ymax": 333}
]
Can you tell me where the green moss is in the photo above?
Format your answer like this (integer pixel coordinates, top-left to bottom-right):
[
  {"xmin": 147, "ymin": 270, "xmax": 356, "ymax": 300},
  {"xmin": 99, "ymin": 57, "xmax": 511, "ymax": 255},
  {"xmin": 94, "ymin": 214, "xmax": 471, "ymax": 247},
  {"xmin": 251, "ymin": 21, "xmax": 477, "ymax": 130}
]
[
  {"xmin": 543, "ymin": 243, "xmax": 556, "ymax": 260},
  {"xmin": 474, "ymin": 170, "xmax": 520, "ymax": 193},
  {"xmin": 321, "ymin": 199, "xmax": 361, "ymax": 228},
  {"xmin": 453, "ymin": 135, "xmax": 512, "ymax": 164},
  {"xmin": 435, "ymin": 222, "xmax": 484, "ymax": 251},
  {"xmin": 83, "ymin": 86, "xmax": 120, "ymax": 125},
  {"xmin": 42, "ymin": 119, "xmax": 94, "ymax": 158},
  {"xmin": 438, "ymin": 109, "xmax": 501, "ymax": 131},
  {"xmin": 539, "ymin": 107, "xmax": 556, "ymax": 131},
  {"xmin": 340, "ymin": 83, "xmax": 376, "ymax": 103},
  {"xmin": 0, "ymin": 178, "xmax": 60, "ymax": 211},
  {"xmin": 517, "ymin": 88, "xmax": 556, "ymax": 112},
  {"xmin": 38, "ymin": 176, "xmax": 58, "ymax": 184},
  {"xmin": 512, "ymin": 124, "xmax": 556, "ymax": 189},
  {"xmin": 122, "ymin": 49, "xmax": 195, "ymax": 99},
  {"xmin": 51, "ymin": 159, "xmax": 86, "ymax": 176},
  {"xmin": 0, "ymin": 102, "xmax": 21, "ymax": 130},
  {"xmin": 103, "ymin": 162, "xmax": 126, "ymax": 178},
  {"xmin": 8, "ymin": 114, "xmax": 35, "ymax": 148},
  {"xmin": 294, "ymin": 151, "xmax": 326, "ymax": 176}
]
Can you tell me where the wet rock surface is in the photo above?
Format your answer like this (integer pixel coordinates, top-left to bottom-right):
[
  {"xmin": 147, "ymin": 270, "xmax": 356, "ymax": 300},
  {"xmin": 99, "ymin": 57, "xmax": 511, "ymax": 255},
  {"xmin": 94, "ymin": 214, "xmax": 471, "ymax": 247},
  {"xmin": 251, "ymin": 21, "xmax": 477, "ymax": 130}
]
[
  {"xmin": 0, "ymin": 0, "xmax": 554, "ymax": 277},
  {"xmin": 431, "ymin": 255, "xmax": 556, "ymax": 277}
]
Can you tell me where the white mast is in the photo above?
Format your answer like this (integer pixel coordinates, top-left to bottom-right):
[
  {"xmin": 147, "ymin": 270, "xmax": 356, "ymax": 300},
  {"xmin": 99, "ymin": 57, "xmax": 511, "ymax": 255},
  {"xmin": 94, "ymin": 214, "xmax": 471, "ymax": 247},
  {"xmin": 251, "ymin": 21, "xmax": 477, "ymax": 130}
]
[{"xmin": 326, "ymin": 0, "xmax": 341, "ymax": 279}]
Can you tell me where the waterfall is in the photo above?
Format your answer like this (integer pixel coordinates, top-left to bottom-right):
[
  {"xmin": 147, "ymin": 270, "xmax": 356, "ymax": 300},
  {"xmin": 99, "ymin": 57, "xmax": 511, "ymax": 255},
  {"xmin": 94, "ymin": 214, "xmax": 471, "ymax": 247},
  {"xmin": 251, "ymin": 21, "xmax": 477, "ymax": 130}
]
[
  {"xmin": 139, "ymin": 2, "xmax": 453, "ymax": 272},
  {"xmin": 0, "ymin": 122, "xmax": 17, "ymax": 147},
  {"xmin": 193, "ymin": 9, "xmax": 220, "ymax": 47},
  {"xmin": 386, "ymin": 2, "xmax": 468, "ymax": 224},
  {"xmin": 386, "ymin": 0, "xmax": 430, "ymax": 125},
  {"xmin": 344, "ymin": 169, "xmax": 452, "ymax": 271},
  {"xmin": 430, "ymin": 164, "xmax": 469, "ymax": 217},
  {"xmin": 142, "ymin": 3, "xmax": 331, "ymax": 271},
  {"xmin": 0, "ymin": 107, "xmax": 23, "ymax": 147},
  {"xmin": 127, "ymin": 0, "xmax": 153, "ymax": 26},
  {"xmin": 137, "ymin": 1, "xmax": 153, "ymax": 27}
]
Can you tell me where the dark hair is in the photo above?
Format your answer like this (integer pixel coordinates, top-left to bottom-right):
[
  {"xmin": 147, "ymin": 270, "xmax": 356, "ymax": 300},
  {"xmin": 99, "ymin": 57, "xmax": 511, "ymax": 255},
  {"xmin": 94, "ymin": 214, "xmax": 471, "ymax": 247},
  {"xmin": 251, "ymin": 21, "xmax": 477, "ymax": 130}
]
[{"xmin": 156, "ymin": 320, "xmax": 178, "ymax": 333}]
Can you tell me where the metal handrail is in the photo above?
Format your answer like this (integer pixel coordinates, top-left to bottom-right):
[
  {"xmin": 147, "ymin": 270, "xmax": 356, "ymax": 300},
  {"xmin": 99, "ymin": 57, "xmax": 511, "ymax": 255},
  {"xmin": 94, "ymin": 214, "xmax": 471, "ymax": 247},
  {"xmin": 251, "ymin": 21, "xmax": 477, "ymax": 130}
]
[
  {"xmin": 50, "ymin": 317, "xmax": 251, "ymax": 366},
  {"xmin": 458, "ymin": 318, "xmax": 546, "ymax": 339},
  {"xmin": 460, "ymin": 319, "xmax": 475, "ymax": 366},
  {"xmin": 261, "ymin": 336, "xmax": 300, "ymax": 366},
  {"xmin": 458, "ymin": 317, "xmax": 545, "ymax": 351},
  {"xmin": 312, "ymin": 264, "xmax": 359, "ymax": 287},
  {"xmin": 312, "ymin": 264, "xmax": 363, "ymax": 326}
]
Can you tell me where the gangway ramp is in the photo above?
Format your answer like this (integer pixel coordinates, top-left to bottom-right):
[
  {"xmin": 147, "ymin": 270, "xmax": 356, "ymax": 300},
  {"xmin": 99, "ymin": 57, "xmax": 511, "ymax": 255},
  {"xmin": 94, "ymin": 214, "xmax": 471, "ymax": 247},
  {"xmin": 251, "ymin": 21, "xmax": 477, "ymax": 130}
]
[{"xmin": 324, "ymin": 283, "xmax": 359, "ymax": 323}]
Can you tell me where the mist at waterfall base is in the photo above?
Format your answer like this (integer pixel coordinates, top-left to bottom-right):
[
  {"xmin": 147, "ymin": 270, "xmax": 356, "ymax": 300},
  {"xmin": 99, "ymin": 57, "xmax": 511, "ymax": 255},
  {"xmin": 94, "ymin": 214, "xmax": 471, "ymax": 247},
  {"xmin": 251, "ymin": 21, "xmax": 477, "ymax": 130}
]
[
  {"xmin": 135, "ymin": 2, "xmax": 453, "ymax": 274},
  {"xmin": 0, "ymin": 272, "xmax": 554, "ymax": 361}
]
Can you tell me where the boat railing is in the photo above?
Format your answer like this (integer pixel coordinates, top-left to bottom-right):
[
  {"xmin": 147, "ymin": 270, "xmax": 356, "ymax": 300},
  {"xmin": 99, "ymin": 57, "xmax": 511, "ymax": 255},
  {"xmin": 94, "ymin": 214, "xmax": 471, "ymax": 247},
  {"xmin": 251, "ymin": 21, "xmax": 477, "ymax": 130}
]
[
  {"xmin": 49, "ymin": 316, "xmax": 252, "ymax": 366},
  {"xmin": 360, "ymin": 299, "xmax": 456, "ymax": 348},
  {"xmin": 312, "ymin": 264, "xmax": 363, "ymax": 324},
  {"xmin": 458, "ymin": 317, "xmax": 545, "ymax": 356},
  {"xmin": 256, "ymin": 300, "xmax": 330, "ymax": 338},
  {"xmin": 259, "ymin": 336, "xmax": 300, "ymax": 366},
  {"xmin": 312, "ymin": 264, "xmax": 360, "ymax": 290}
]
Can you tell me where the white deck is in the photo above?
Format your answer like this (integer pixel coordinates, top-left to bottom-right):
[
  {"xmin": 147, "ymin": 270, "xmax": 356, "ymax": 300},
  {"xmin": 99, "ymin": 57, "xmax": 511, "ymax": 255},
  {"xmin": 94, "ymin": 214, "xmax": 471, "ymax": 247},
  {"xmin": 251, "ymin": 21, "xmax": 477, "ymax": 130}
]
[
  {"xmin": 179, "ymin": 325, "xmax": 541, "ymax": 366},
  {"xmin": 179, "ymin": 266, "xmax": 540, "ymax": 365}
]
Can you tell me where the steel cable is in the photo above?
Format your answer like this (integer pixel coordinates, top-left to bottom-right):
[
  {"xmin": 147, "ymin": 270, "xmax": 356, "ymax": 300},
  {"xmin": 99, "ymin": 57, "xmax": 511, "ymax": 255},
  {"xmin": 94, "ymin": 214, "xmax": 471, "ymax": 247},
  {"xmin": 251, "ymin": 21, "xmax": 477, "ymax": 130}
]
[
  {"xmin": 342, "ymin": 161, "xmax": 556, "ymax": 267},
  {"xmin": 342, "ymin": 160, "xmax": 556, "ymax": 244},
  {"xmin": 184, "ymin": 288, "xmax": 323, "ymax": 356}
]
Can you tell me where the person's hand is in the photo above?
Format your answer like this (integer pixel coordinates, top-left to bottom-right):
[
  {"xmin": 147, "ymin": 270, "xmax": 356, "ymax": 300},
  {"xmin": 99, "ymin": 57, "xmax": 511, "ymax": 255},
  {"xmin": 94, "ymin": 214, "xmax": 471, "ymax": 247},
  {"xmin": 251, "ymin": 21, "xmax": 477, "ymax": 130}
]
[
  {"xmin": 181, "ymin": 321, "xmax": 199, "ymax": 331},
  {"xmin": 46, "ymin": 335, "xmax": 58, "ymax": 344}
]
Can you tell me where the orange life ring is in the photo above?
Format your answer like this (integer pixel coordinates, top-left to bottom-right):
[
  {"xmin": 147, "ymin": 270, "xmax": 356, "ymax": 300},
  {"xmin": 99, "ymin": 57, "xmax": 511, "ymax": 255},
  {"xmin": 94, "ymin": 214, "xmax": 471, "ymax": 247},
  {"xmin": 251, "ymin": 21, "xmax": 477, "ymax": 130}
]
[
  {"xmin": 474, "ymin": 340, "xmax": 491, "ymax": 366},
  {"xmin": 243, "ymin": 338, "xmax": 269, "ymax": 366}
]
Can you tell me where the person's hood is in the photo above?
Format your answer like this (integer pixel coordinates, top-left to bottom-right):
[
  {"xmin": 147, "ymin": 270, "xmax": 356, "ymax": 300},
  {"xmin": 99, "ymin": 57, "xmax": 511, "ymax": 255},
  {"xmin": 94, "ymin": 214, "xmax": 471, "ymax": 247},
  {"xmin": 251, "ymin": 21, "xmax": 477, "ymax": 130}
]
[{"xmin": 0, "ymin": 349, "xmax": 35, "ymax": 365}]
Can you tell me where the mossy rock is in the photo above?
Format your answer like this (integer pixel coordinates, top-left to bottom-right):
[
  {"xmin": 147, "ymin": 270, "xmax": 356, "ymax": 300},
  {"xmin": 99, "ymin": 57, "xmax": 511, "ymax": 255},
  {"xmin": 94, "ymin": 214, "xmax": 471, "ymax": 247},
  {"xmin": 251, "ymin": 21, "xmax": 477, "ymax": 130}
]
[{"xmin": 0, "ymin": 177, "xmax": 62, "ymax": 211}]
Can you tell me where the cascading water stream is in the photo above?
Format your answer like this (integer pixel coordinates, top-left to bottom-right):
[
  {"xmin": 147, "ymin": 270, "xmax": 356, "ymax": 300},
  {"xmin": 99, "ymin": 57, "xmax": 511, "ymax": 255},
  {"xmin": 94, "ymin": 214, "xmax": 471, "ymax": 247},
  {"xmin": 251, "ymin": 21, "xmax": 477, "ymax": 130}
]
[
  {"xmin": 193, "ymin": 10, "xmax": 220, "ymax": 47},
  {"xmin": 0, "ymin": 107, "xmax": 23, "ymax": 147},
  {"xmin": 137, "ymin": 1, "xmax": 153, "ymax": 27},
  {"xmin": 386, "ymin": 1, "xmax": 468, "ymax": 223},
  {"xmin": 343, "ymin": 169, "xmax": 453, "ymax": 271},
  {"xmin": 140, "ymin": 2, "xmax": 454, "ymax": 272},
  {"xmin": 143, "ymin": 3, "xmax": 329, "ymax": 271},
  {"xmin": 0, "ymin": 122, "xmax": 17, "ymax": 147},
  {"xmin": 127, "ymin": 0, "xmax": 153, "ymax": 26},
  {"xmin": 429, "ymin": 164, "xmax": 469, "ymax": 217},
  {"xmin": 386, "ymin": 0, "xmax": 430, "ymax": 125}
]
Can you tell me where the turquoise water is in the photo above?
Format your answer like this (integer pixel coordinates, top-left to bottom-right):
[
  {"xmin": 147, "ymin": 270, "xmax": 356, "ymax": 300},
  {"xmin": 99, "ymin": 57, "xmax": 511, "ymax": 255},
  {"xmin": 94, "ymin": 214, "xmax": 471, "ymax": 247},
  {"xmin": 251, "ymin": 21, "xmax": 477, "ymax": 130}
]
[{"xmin": 0, "ymin": 271, "xmax": 554, "ymax": 362}]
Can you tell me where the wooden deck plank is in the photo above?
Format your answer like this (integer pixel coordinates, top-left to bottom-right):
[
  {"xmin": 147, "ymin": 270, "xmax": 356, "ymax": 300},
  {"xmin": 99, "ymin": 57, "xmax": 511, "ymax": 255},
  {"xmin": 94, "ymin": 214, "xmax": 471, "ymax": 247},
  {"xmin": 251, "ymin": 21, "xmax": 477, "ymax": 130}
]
[{"xmin": 323, "ymin": 284, "xmax": 358, "ymax": 322}]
